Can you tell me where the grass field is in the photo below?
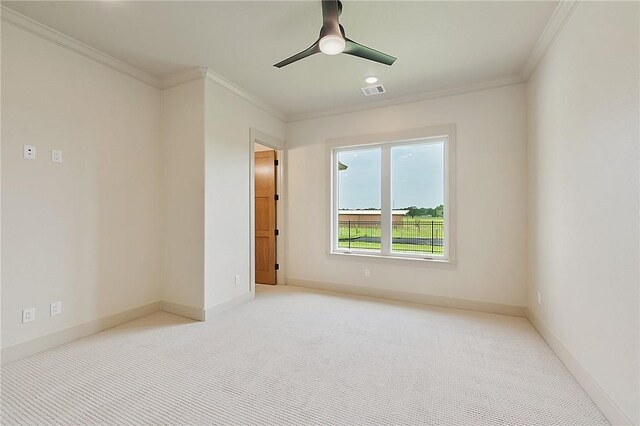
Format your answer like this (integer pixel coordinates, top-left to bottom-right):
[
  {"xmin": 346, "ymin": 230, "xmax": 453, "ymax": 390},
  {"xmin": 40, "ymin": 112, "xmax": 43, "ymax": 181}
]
[{"xmin": 338, "ymin": 216, "xmax": 444, "ymax": 254}]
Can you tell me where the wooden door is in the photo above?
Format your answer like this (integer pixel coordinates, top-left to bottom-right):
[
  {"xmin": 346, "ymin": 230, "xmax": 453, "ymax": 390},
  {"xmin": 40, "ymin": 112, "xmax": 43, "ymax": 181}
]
[{"xmin": 255, "ymin": 150, "xmax": 277, "ymax": 285}]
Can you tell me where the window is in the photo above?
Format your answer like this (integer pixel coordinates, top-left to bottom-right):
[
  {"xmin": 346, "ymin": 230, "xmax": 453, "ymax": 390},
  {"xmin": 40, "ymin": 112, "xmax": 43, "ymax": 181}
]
[{"xmin": 330, "ymin": 127, "xmax": 454, "ymax": 261}]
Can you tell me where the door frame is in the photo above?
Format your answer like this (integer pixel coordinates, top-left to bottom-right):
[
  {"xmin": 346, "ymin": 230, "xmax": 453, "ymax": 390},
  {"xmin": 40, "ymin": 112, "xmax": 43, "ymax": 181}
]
[{"xmin": 249, "ymin": 128, "xmax": 286, "ymax": 292}]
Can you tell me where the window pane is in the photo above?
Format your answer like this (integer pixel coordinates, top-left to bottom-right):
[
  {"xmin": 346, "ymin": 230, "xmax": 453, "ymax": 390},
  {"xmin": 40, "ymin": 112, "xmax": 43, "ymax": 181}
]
[
  {"xmin": 391, "ymin": 142, "xmax": 444, "ymax": 255},
  {"xmin": 337, "ymin": 148, "xmax": 381, "ymax": 252}
]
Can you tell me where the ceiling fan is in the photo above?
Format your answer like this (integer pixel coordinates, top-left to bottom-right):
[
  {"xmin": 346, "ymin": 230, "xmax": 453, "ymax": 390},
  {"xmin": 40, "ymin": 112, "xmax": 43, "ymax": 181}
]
[{"xmin": 274, "ymin": 0, "xmax": 397, "ymax": 68}]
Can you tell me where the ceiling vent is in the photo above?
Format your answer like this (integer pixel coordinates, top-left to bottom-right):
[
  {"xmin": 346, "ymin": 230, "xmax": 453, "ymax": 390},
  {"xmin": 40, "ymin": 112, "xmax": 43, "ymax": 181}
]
[{"xmin": 361, "ymin": 84, "xmax": 386, "ymax": 96}]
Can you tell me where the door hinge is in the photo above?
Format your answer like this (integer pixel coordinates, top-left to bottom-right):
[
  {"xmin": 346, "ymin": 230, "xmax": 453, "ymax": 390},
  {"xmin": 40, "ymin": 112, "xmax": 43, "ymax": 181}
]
[
  {"xmin": 274, "ymin": 194, "xmax": 279, "ymax": 201},
  {"xmin": 274, "ymin": 159, "xmax": 279, "ymax": 166},
  {"xmin": 275, "ymin": 229, "xmax": 279, "ymax": 236},
  {"xmin": 275, "ymin": 263, "xmax": 280, "ymax": 270}
]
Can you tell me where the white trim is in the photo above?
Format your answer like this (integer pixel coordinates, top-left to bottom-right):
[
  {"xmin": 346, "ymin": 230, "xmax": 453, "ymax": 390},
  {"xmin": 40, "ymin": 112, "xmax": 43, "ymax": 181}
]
[
  {"xmin": 328, "ymin": 250, "xmax": 455, "ymax": 264},
  {"xmin": 2, "ymin": 2, "xmax": 572, "ymax": 122},
  {"xmin": 381, "ymin": 147, "xmax": 392, "ymax": 254},
  {"xmin": 520, "ymin": 1, "xmax": 579, "ymax": 81},
  {"xmin": 288, "ymin": 279, "xmax": 526, "ymax": 318},
  {"xmin": 161, "ymin": 67, "xmax": 209, "ymax": 90},
  {"xmin": 327, "ymin": 125, "xmax": 456, "ymax": 262},
  {"xmin": 0, "ymin": 7, "xmax": 288, "ymax": 121},
  {"xmin": 287, "ymin": 76, "xmax": 523, "ymax": 122},
  {"xmin": 204, "ymin": 292, "xmax": 254, "ymax": 320},
  {"xmin": 2, "ymin": 3, "xmax": 552, "ymax": 123},
  {"xmin": 162, "ymin": 68, "xmax": 287, "ymax": 122},
  {"xmin": 1, "ymin": 301, "xmax": 162, "ymax": 365},
  {"xmin": 0, "ymin": 295, "xmax": 260, "ymax": 364},
  {"xmin": 527, "ymin": 309, "xmax": 633, "ymax": 426},
  {"xmin": 160, "ymin": 301, "xmax": 205, "ymax": 321},
  {"xmin": 203, "ymin": 69, "xmax": 286, "ymax": 122},
  {"xmin": 0, "ymin": 6, "xmax": 162, "ymax": 88},
  {"xmin": 250, "ymin": 129, "xmax": 287, "ymax": 289}
]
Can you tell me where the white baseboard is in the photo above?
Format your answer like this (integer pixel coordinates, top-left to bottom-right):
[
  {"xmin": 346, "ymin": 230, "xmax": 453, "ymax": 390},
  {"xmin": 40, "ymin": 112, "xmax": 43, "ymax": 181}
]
[
  {"xmin": 1, "ymin": 293, "xmax": 258, "ymax": 365},
  {"xmin": 1, "ymin": 301, "xmax": 162, "ymax": 365},
  {"xmin": 288, "ymin": 279, "xmax": 526, "ymax": 317},
  {"xmin": 204, "ymin": 292, "xmax": 254, "ymax": 320},
  {"xmin": 527, "ymin": 309, "xmax": 632, "ymax": 426},
  {"xmin": 160, "ymin": 300, "xmax": 205, "ymax": 321},
  {"xmin": 1, "ymin": 294, "xmax": 257, "ymax": 365}
]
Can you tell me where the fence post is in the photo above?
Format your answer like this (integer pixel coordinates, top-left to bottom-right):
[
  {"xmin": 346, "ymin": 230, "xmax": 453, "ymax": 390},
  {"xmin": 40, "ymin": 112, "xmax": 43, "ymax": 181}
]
[
  {"xmin": 431, "ymin": 221, "xmax": 434, "ymax": 254},
  {"xmin": 348, "ymin": 221, "xmax": 351, "ymax": 250}
]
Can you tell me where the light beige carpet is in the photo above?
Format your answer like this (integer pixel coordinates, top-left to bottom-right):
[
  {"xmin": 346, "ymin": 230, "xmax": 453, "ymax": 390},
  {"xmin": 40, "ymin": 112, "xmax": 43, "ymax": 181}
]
[{"xmin": 2, "ymin": 285, "xmax": 607, "ymax": 425}]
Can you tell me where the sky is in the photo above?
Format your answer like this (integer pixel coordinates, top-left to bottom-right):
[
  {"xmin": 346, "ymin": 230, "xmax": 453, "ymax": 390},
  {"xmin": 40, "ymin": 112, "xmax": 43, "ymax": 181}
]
[{"xmin": 338, "ymin": 142, "xmax": 444, "ymax": 210}]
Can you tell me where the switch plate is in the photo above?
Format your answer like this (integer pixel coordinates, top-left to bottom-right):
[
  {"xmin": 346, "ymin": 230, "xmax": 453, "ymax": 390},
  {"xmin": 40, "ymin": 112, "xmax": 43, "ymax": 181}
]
[
  {"xmin": 537, "ymin": 291, "xmax": 541, "ymax": 305},
  {"xmin": 22, "ymin": 307, "xmax": 36, "ymax": 323},
  {"xmin": 50, "ymin": 301, "xmax": 62, "ymax": 316},
  {"xmin": 52, "ymin": 149, "xmax": 63, "ymax": 163},
  {"xmin": 235, "ymin": 275, "xmax": 240, "ymax": 285},
  {"xmin": 364, "ymin": 268, "xmax": 370, "ymax": 277},
  {"xmin": 23, "ymin": 145, "xmax": 36, "ymax": 159}
]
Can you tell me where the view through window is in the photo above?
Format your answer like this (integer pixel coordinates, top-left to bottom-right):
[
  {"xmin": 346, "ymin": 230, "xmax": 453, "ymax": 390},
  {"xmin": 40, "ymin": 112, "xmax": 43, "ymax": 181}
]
[{"xmin": 335, "ymin": 139, "xmax": 446, "ymax": 257}]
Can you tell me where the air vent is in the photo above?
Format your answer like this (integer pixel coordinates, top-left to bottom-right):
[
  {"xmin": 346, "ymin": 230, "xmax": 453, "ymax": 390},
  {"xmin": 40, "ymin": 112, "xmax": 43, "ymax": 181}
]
[{"xmin": 361, "ymin": 84, "xmax": 386, "ymax": 96}]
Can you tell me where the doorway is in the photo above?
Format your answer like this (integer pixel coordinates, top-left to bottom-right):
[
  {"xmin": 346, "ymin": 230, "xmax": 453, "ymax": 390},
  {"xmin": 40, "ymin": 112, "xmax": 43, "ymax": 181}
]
[
  {"xmin": 254, "ymin": 143, "xmax": 278, "ymax": 285},
  {"xmin": 250, "ymin": 128, "xmax": 286, "ymax": 291}
]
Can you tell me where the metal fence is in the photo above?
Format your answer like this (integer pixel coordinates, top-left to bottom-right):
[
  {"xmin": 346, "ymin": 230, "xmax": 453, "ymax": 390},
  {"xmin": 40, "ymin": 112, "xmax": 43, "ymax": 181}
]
[{"xmin": 338, "ymin": 220, "xmax": 444, "ymax": 254}]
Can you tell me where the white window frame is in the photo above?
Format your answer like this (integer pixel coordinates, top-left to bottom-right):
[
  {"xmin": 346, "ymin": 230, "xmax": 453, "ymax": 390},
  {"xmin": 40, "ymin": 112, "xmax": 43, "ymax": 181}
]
[{"xmin": 327, "ymin": 125, "xmax": 456, "ymax": 263}]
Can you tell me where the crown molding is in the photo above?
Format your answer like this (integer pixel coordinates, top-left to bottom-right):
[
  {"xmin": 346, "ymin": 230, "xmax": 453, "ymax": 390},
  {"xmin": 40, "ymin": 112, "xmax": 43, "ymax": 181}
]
[
  {"xmin": 160, "ymin": 67, "xmax": 287, "ymax": 122},
  {"xmin": 160, "ymin": 67, "xmax": 209, "ymax": 90},
  {"xmin": 520, "ymin": 1, "xmax": 579, "ymax": 81},
  {"xmin": 286, "ymin": 75, "xmax": 524, "ymax": 123},
  {"xmin": 203, "ymin": 69, "xmax": 288, "ymax": 122},
  {"xmin": 2, "ymin": 1, "xmax": 569, "ymax": 124},
  {"xmin": 1, "ymin": 5, "xmax": 162, "ymax": 89},
  {"xmin": 1, "ymin": 6, "xmax": 287, "ymax": 122}
]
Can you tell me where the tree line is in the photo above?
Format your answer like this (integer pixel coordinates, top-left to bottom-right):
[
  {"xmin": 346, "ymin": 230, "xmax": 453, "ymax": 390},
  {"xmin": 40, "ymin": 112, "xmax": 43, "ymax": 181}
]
[{"xmin": 402, "ymin": 205, "xmax": 444, "ymax": 217}]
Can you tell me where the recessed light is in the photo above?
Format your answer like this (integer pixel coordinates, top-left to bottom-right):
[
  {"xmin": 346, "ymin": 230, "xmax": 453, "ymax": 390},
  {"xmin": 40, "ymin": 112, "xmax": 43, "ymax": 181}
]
[{"xmin": 365, "ymin": 76, "xmax": 379, "ymax": 84}]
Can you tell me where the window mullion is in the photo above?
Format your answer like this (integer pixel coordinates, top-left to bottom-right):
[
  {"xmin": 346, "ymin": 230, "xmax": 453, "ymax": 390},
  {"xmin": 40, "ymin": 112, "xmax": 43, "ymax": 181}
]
[{"xmin": 380, "ymin": 147, "xmax": 391, "ymax": 255}]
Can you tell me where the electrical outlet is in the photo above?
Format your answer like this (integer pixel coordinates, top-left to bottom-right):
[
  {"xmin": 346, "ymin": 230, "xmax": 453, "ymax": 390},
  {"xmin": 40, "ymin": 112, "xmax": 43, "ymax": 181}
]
[
  {"xmin": 23, "ymin": 145, "xmax": 36, "ymax": 159},
  {"xmin": 51, "ymin": 149, "xmax": 63, "ymax": 163},
  {"xmin": 235, "ymin": 275, "xmax": 240, "ymax": 285},
  {"xmin": 364, "ymin": 268, "xmax": 370, "ymax": 277},
  {"xmin": 50, "ymin": 301, "xmax": 62, "ymax": 316},
  {"xmin": 22, "ymin": 307, "xmax": 36, "ymax": 323},
  {"xmin": 537, "ymin": 291, "xmax": 541, "ymax": 305}
]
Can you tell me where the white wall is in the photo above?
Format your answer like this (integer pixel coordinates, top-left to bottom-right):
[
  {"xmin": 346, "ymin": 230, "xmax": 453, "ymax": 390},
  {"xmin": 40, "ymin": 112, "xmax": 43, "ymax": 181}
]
[
  {"xmin": 285, "ymin": 84, "xmax": 528, "ymax": 308},
  {"xmin": 1, "ymin": 23, "xmax": 163, "ymax": 348},
  {"xmin": 161, "ymin": 79, "xmax": 206, "ymax": 310},
  {"xmin": 204, "ymin": 79, "xmax": 285, "ymax": 310},
  {"xmin": 526, "ymin": 2, "xmax": 639, "ymax": 424}
]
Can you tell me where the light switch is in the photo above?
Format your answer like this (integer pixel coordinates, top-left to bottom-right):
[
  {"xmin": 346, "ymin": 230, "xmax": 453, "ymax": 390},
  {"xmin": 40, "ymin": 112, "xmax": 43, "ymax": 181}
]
[{"xmin": 23, "ymin": 145, "xmax": 36, "ymax": 159}]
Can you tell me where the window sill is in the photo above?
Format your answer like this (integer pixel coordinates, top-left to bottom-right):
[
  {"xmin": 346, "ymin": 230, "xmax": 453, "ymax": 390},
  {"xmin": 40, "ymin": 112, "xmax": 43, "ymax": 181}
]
[{"xmin": 328, "ymin": 250, "xmax": 455, "ymax": 264}]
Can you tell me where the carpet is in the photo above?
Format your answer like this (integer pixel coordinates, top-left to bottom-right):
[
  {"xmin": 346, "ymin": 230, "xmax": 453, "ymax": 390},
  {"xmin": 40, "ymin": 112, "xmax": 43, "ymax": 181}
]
[{"xmin": 1, "ymin": 285, "xmax": 607, "ymax": 425}]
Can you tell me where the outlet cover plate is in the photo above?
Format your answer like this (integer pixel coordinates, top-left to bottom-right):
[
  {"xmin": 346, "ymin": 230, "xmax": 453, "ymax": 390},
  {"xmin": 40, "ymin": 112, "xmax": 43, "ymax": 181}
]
[
  {"xmin": 22, "ymin": 307, "xmax": 36, "ymax": 323},
  {"xmin": 52, "ymin": 149, "xmax": 63, "ymax": 163},
  {"xmin": 50, "ymin": 301, "xmax": 62, "ymax": 316}
]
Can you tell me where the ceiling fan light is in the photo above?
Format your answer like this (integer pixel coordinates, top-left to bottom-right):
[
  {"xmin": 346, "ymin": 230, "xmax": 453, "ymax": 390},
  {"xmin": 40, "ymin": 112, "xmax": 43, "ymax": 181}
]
[{"xmin": 319, "ymin": 35, "xmax": 346, "ymax": 55}]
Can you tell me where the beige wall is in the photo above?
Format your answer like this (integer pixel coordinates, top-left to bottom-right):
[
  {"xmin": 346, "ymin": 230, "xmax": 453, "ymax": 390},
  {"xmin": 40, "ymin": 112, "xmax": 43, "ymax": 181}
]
[
  {"xmin": 204, "ymin": 79, "xmax": 285, "ymax": 310},
  {"xmin": 1, "ymin": 22, "xmax": 163, "ymax": 348},
  {"xmin": 161, "ymin": 79, "xmax": 206, "ymax": 310},
  {"xmin": 286, "ymin": 84, "xmax": 528, "ymax": 308},
  {"xmin": 526, "ymin": 2, "xmax": 639, "ymax": 424},
  {"xmin": 2, "ymin": 8, "xmax": 638, "ymax": 425}
]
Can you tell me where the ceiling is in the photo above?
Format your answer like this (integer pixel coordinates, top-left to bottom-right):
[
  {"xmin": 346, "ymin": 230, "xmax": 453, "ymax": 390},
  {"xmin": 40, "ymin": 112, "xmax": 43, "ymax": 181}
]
[{"xmin": 4, "ymin": 1, "xmax": 558, "ymax": 118}]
